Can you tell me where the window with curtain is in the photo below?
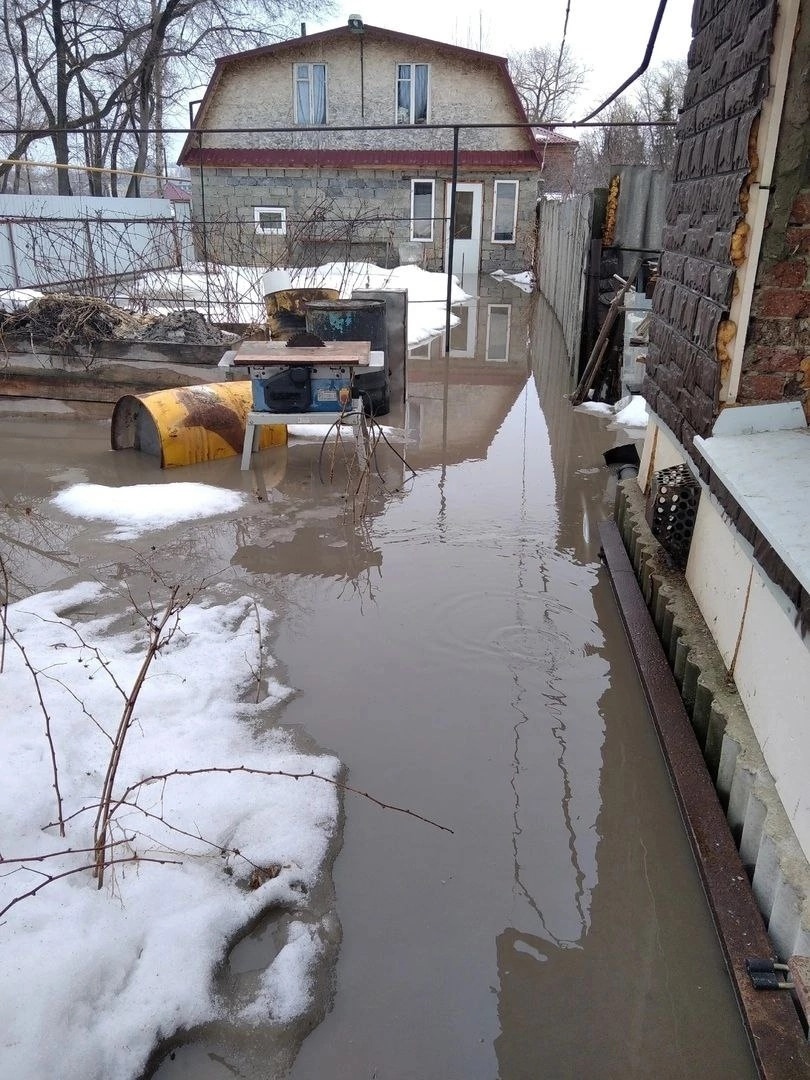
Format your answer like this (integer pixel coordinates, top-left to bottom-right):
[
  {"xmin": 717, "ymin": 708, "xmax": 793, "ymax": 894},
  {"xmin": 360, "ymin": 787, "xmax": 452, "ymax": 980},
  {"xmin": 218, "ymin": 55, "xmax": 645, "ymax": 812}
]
[
  {"xmin": 396, "ymin": 64, "xmax": 429, "ymax": 125},
  {"xmin": 410, "ymin": 179, "xmax": 435, "ymax": 240},
  {"xmin": 294, "ymin": 63, "xmax": 327, "ymax": 125},
  {"xmin": 492, "ymin": 180, "xmax": 519, "ymax": 243}
]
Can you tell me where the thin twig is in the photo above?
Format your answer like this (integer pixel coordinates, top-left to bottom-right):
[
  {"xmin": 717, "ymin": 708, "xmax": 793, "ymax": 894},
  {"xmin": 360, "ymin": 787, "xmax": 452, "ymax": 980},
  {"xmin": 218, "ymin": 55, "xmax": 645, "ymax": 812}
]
[
  {"xmin": 117, "ymin": 766, "xmax": 454, "ymax": 835},
  {"xmin": 0, "ymin": 855, "xmax": 183, "ymax": 921},
  {"xmin": 92, "ymin": 586, "xmax": 182, "ymax": 887},
  {"xmin": 2, "ymin": 620, "xmax": 65, "ymax": 836}
]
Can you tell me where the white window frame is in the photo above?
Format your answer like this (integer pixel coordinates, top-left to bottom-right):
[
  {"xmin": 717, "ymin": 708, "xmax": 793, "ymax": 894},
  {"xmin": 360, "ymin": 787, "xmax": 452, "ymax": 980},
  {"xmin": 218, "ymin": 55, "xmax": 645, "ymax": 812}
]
[
  {"xmin": 254, "ymin": 206, "xmax": 287, "ymax": 236},
  {"xmin": 486, "ymin": 304, "xmax": 512, "ymax": 361},
  {"xmin": 491, "ymin": 179, "xmax": 519, "ymax": 244},
  {"xmin": 410, "ymin": 178, "xmax": 435, "ymax": 241},
  {"xmin": 396, "ymin": 63, "xmax": 430, "ymax": 125},
  {"xmin": 294, "ymin": 62, "xmax": 328, "ymax": 125}
]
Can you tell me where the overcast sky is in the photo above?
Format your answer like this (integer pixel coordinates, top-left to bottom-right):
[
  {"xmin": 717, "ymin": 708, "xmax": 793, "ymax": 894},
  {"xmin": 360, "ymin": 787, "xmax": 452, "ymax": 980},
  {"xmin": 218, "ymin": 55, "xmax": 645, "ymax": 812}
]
[{"xmin": 306, "ymin": 0, "xmax": 694, "ymax": 117}]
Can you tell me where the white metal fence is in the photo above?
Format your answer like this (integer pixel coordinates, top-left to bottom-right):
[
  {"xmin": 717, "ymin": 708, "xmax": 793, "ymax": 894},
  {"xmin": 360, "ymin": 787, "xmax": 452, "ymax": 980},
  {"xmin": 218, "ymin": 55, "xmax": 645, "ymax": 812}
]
[
  {"xmin": 535, "ymin": 194, "xmax": 593, "ymax": 369},
  {"xmin": 0, "ymin": 194, "xmax": 195, "ymax": 291}
]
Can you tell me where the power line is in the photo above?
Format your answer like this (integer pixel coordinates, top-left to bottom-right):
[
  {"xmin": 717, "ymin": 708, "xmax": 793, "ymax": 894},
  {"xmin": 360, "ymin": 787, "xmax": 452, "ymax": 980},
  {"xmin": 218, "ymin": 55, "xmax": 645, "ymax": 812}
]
[
  {"xmin": 576, "ymin": 0, "xmax": 668, "ymax": 124},
  {"xmin": 550, "ymin": 0, "xmax": 573, "ymax": 117}
]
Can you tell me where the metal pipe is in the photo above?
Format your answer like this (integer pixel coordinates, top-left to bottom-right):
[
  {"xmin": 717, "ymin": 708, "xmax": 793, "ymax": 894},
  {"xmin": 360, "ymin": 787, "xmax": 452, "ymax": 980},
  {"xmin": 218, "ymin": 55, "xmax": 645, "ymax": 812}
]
[
  {"xmin": 444, "ymin": 125, "xmax": 459, "ymax": 356},
  {"xmin": 197, "ymin": 130, "xmax": 211, "ymax": 322}
]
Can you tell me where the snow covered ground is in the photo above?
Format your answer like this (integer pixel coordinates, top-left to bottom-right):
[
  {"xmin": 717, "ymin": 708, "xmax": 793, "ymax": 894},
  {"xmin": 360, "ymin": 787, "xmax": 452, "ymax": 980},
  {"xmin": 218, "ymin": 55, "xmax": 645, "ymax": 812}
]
[
  {"xmin": 1, "ymin": 484, "xmax": 342, "ymax": 1080},
  {"xmin": 128, "ymin": 260, "xmax": 470, "ymax": 347}
]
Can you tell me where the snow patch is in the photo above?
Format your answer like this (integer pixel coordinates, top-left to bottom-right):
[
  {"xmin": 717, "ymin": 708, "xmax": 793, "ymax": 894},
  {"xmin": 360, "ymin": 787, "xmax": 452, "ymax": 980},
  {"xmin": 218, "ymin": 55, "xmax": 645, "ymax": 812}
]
[
  {"xmin": 51, "ymin": 482, "xmax": 245, "ymax": 539},
  {"xmin": 129, "ymin": 261, "xmax": 470, "ymax": 347},
  {"xmin": 0, "ymin": 585, "xmax": 340, "ymax": 1080},
  {"xmin": 612, "ymin": 395, "xmax": 649, "ymax": 429}
]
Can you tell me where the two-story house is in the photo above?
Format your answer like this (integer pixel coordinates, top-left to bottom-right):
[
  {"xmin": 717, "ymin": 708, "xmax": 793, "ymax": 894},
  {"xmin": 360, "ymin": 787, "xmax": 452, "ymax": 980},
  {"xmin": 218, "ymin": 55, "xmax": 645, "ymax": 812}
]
[{"xmin": 178, "ymin": 20, "xmax": 573, "ymax": 276}]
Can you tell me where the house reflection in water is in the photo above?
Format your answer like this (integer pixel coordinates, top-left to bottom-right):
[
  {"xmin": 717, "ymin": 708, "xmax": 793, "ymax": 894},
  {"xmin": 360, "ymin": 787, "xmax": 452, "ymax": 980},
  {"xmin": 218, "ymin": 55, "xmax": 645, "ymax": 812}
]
[{"xmin": 405, "ymin": 277, "xmax": 533, "ymax": 470}]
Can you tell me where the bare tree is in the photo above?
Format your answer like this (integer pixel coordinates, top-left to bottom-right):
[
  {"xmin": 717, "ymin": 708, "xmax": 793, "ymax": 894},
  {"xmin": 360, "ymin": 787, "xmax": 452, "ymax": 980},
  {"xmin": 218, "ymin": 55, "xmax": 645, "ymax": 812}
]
[
  {"xmin": 508, "ymin": 44, "xmax": 587, "ymax": 123},
  {"xmin": 0, "ymin": 0, "xmax": 332, "ymax": 196},
  {"xmin": 573, "ymin": 59, "xmax": 688, "ymax": 191},
  {"xmin": 633, "ymin": 59, "xmax": 688, "ymax": 170}
]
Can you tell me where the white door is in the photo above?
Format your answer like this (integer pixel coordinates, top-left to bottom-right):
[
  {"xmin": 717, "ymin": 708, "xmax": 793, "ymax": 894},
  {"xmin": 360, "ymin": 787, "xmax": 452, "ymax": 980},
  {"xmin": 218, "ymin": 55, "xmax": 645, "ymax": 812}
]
[{"xmin": 445, "ymin": 182, "xmax": 482, "ymax": 278}]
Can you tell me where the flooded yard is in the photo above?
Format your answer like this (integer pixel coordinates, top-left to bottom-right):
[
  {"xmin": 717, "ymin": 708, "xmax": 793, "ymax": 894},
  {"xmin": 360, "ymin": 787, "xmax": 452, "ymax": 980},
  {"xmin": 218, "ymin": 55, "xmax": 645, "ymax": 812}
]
[{"xmin": 0, "ymin": 281, "xmax": 756, "ymax": 1079}]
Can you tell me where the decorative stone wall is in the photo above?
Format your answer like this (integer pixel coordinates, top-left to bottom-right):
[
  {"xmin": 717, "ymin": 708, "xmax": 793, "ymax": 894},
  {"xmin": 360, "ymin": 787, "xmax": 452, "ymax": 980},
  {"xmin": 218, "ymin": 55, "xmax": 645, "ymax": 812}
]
[{"xmin": 642, "ymin": 0, "xmax": 778, "ymax": 459}]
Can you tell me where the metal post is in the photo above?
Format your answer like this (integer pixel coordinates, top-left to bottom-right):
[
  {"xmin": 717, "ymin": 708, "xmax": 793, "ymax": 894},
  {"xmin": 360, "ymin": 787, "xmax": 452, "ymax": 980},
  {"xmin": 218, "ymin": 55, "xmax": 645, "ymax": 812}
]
[
  {"xmin": 444, "ymin": 125, "xmax": 459, "ymax": 355},
  {"xmin": 197, "ymin": 130, "xmax": 212, "ymax": 322}
]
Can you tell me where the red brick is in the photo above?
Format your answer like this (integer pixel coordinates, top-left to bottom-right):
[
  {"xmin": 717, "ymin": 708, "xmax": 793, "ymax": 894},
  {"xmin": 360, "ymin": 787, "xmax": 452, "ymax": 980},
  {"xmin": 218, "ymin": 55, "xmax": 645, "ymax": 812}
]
[
  {"xmin": 754, "ymin": 288, "xmax": 810, "ymax": 318},
  {"xmin": 747, "ymin": 316, "xmax": 801, "ymax": 346},
  {"xmin": 739, "ymin": 372, "xmax": 789, "ymax": 401},
  {"xmin": 751, "ymin": 346, "xmax": 804, "ymax": 372},
  {"xmin": 762, "ymin": 259, "xmax": 808, "ymax": 288},
  {"xmin": 790, "ymin": 190, "xmax": 810, "ymax": 225},
  {"xmin": 786, "ymin": 226, "xmax": 810, "ymax": 256}
]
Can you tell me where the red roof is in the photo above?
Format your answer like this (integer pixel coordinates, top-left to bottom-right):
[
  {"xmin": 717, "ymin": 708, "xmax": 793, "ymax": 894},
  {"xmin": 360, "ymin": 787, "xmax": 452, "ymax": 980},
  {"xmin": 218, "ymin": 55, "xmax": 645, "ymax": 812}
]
[
  {"xmin": 182, "ymin": 148, "xmax": 543, "ymax": 170},
  {"xmin": 178, "ymin": 23, "xmax": 540, "ymax": 167},
  {"xmin": 533, "ymin": 126, "xmax": 579, "ymax": 145}
]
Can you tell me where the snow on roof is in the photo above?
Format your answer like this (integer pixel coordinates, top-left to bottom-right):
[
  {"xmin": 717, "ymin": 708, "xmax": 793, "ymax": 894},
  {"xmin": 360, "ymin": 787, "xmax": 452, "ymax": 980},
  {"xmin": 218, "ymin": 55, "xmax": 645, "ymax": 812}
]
[{"xmin": 533, "ymin": 127, "xmax": 579, "ymax": 145}]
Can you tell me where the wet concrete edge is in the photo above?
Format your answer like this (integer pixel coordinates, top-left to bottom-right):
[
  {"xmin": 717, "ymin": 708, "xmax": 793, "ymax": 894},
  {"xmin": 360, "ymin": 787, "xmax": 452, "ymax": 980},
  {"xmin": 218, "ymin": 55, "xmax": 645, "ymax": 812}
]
[{"xmin": 598, "ymin": 519, "xmax": 810, "ymax": 1080}]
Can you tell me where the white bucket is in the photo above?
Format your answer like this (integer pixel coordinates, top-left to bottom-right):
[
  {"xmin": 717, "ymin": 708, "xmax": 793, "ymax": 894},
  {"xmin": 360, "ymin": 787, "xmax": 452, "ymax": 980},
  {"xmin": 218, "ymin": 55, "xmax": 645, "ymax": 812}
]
[{"xmin": 261, "ymin": 269, "xmax": 293, "ymax": 296}]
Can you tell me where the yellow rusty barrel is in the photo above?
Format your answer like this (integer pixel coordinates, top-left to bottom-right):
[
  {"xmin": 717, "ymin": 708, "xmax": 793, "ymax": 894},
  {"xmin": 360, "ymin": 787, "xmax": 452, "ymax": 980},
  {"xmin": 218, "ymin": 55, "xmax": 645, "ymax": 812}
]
[
  {"xmin": 265, "ymin": 287, "xmax": 340, "ymax": 340},
  {"xmin": 111, "ymin": 382, "xmax": 286, "ymax": 468}
]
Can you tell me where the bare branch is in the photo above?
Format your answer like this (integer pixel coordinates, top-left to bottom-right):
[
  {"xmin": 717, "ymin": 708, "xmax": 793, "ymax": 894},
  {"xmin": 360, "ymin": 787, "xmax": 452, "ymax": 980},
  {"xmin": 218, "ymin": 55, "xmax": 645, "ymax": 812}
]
[{"xmin": 119, "ymin": 765, "xmax": 455, "ymax": 835}]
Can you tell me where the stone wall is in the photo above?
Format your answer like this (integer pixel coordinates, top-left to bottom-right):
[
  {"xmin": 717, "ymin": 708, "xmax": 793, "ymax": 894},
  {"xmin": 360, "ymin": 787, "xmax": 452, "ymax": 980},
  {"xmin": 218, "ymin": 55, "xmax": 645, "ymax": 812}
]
[
  {"xmin": 190, "ymin": 166, "xmax": 538, "ymax": 272},
  {"xmin": 200, "ymin": 31, "xmax": 528, "ymax": 154}
]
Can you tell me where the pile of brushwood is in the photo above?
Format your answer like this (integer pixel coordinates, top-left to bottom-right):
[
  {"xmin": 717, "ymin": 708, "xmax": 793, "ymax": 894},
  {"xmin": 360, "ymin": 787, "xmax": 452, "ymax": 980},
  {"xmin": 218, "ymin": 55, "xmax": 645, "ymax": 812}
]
[{"xmin": 0, "ymin": 295, "xmax": 235, "ymax": 351}]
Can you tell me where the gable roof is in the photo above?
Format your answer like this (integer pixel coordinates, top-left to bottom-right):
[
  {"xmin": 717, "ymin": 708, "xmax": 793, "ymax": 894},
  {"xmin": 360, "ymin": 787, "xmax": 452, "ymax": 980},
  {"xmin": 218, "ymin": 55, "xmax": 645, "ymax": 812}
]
[{"xmin": 178, "ymin": 23, "xmax": 539, "ymax": 165}]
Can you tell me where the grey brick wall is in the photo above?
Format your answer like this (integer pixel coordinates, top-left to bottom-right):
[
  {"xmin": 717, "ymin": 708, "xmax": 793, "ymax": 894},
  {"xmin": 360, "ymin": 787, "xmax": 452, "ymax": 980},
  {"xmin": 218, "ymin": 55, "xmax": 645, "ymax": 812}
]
[{"xmin": 190, "ymin": 167, "xmax": 538, "ymax": 272}]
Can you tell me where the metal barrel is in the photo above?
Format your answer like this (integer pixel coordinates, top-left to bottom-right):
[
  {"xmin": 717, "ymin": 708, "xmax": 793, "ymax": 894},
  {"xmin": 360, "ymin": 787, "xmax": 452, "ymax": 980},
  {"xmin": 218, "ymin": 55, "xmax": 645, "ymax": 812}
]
[{"xmin": 304, "ymin": 299, "xmax": 387, "ymax": 352}]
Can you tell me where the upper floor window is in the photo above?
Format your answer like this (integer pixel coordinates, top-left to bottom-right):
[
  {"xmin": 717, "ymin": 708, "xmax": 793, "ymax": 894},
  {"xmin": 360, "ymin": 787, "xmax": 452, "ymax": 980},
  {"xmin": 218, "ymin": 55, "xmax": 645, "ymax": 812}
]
[
  {"xmin": 295, "ymin": 63, "xmax": 327, "ymax": 125},
  {"xmin": 397, "ymin": 64, "xmax": 429, "ymax": 125}
]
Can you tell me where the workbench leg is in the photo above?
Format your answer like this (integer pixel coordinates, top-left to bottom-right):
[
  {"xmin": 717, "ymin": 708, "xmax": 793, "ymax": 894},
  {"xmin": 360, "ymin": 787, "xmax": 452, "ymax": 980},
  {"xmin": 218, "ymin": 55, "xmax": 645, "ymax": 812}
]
[
  {"xmin": 355, "ymin": 412, "xmax": 368, "ymax": 471},
  {"xmin": 241, "ymin": 418, "xmax": 258, "ymax": 470}
]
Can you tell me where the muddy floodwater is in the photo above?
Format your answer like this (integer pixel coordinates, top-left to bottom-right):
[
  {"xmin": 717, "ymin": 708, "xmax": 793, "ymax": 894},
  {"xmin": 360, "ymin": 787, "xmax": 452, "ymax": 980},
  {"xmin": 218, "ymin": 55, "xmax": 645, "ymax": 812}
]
[{"xmin": 0, "ymin": 285, "xmax": 756, "ymax": 1079}]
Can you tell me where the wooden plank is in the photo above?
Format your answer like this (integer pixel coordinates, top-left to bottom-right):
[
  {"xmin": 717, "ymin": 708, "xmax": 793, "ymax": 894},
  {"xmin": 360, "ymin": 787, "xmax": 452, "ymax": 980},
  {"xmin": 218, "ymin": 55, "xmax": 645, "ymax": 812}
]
[
  {"xmin": 0, "ymin": 334, "xmax": 231, "ymax": 366},
  {"xmin": 233, "ymin": 340, "xmax": 370, "ymax": 366}
]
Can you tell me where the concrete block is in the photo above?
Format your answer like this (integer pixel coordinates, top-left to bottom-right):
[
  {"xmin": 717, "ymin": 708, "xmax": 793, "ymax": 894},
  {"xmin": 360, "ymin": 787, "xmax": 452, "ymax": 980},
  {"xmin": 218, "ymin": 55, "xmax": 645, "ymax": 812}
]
[
  {"xmin": 769, "ymin": 876, "xmax": 803, "ymax": 959},
  {"xmin": 704, "ymin": 698, "xmax": 727, "ymax": 780},
  {"xmin": 752, "ymin": 831, "xmax": 782, "ymax": 921},
  {"xmin": 739, "ymin": 789, "xmax": 768, "ymax": 871}
]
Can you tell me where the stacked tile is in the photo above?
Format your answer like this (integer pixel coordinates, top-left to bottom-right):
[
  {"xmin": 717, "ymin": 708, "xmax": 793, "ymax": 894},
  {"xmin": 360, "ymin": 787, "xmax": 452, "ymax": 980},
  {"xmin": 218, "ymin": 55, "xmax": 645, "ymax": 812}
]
[{"xmin": 643, "ymin": 0, "xmax": 776, "ymax": 458}]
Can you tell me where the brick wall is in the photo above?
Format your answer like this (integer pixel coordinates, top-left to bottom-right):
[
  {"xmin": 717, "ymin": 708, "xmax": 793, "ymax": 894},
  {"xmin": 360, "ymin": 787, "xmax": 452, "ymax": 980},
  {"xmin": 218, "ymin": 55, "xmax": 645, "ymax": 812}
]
[{"xmin": 737, "ymin": 4, "xmax": 810, "ymax": 417}]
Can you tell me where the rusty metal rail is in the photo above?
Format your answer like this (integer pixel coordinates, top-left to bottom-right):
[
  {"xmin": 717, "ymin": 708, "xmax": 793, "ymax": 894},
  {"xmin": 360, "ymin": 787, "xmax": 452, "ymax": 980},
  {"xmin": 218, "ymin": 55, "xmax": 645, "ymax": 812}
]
[{"xmin": 598, "ymin": 519, "xmax": 810, "ymax": 1080}]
